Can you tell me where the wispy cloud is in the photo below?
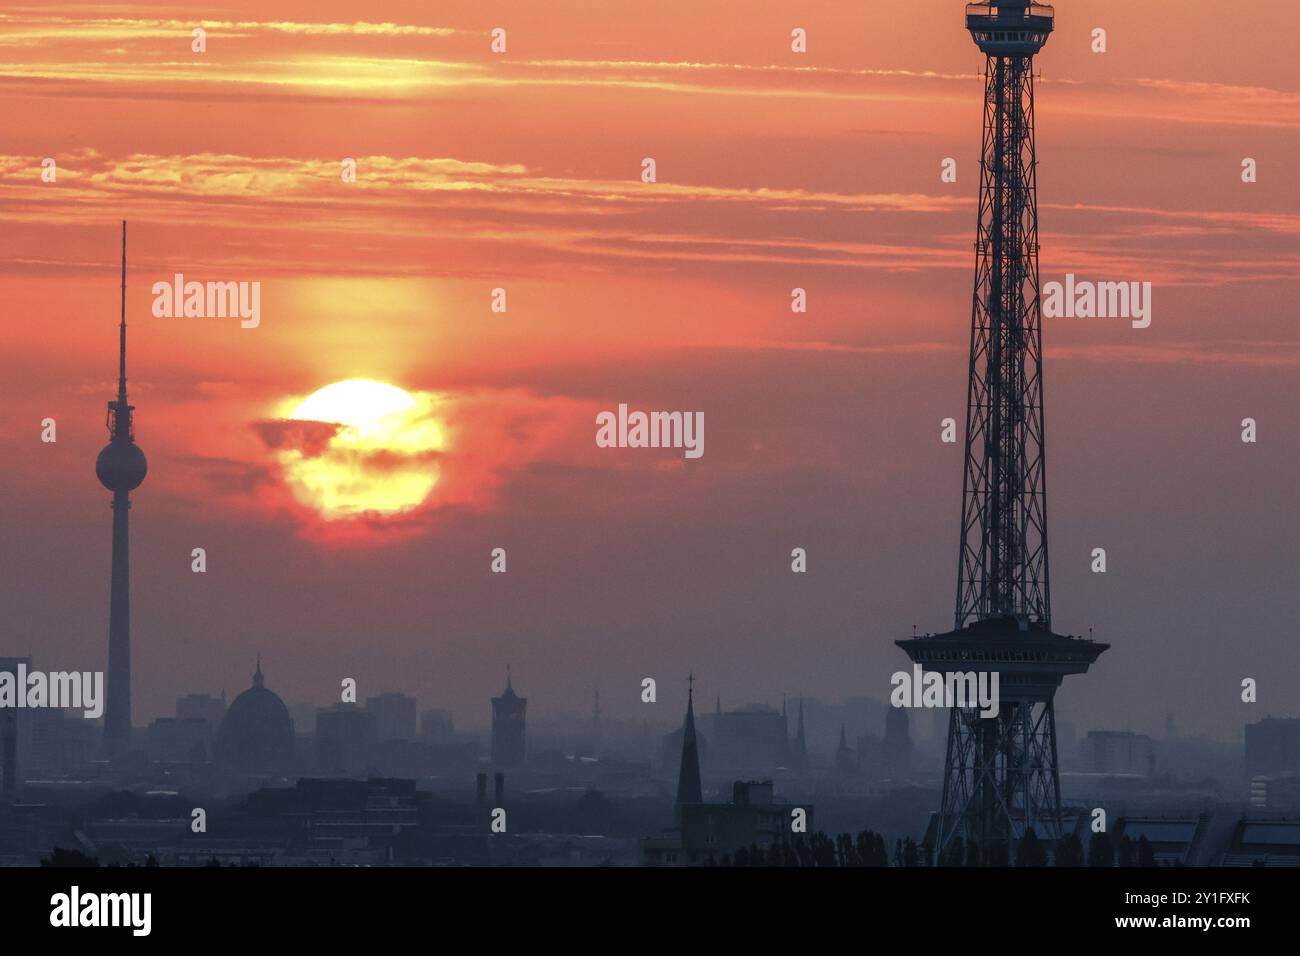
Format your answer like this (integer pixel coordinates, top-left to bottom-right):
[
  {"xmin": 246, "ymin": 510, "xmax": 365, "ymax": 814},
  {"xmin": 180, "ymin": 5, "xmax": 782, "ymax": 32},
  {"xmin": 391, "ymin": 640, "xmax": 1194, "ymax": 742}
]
[
  {"xmin": 2, "ymin": 148, "xmax": 1296, "ymax": 286},
  {"xmin": 0, "ymin": 14, "xmax": 456, "ymax": 43},
  {"xmin": 0, "ymin": 10, "xmax": 1292, "ymax": 132}
]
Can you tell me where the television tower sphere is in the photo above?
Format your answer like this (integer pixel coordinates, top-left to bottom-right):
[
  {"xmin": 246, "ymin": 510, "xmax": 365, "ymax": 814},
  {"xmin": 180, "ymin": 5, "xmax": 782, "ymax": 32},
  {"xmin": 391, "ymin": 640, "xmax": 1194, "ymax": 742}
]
[{"xmin": 96, "ymin": 439, "xmax": 148, "ymax": 492}]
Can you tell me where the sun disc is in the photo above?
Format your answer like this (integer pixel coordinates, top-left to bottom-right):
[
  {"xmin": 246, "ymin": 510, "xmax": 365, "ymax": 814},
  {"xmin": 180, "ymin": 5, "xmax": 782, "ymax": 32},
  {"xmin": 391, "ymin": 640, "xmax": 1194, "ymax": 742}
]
[{"xmin": 279, "ymin": 379, "xmax": 442, "ymax": 519}]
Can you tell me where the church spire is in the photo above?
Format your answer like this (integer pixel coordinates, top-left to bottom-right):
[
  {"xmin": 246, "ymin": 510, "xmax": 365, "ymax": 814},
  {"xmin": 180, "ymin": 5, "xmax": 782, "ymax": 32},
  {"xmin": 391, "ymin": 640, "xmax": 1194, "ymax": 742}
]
[{"xmin": 675, "ymin": 673, "xmax": 702, "ymax": 807}]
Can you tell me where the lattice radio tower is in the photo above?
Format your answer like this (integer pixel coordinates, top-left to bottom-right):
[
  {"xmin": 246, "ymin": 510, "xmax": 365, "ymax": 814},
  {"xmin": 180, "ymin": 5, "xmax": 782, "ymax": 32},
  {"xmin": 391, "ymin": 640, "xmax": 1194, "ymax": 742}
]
[{"xmin": 897, "ymin": 3, "xmax": 1108, "ymax": 864}]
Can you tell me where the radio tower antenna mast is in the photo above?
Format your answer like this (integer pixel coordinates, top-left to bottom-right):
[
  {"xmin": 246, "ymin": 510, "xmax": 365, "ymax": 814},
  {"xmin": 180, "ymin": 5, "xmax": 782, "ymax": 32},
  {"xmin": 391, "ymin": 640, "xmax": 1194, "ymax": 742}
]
[{"xmin": 897, "ymin": 3, "xmax": 1107, "ymax": 864}]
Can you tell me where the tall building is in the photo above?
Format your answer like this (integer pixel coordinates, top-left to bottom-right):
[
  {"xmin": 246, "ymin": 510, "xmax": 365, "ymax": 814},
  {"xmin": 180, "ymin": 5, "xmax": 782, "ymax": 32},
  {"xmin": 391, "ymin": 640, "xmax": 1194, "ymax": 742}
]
[
  {"xmin": 1249, "ymin": 776, "xmax": 1300, "ymax": 811},
  {"xmin": 177, "ymin": 692, "xmax": 226, "ymax": 726},
  {"xmin": 95, "ymin": 221, "xmax": 148, "ymax": 757},
  {"xmin": 420, "ymin": 708, "xmax": 455, "ymax": 743},
  {"xmin": 896, "ymin": 3, "xmax": 1107, "ymax": 862},
  {"xmin": 365, "ymin": 692, "xmax": 417, "ymax": 742},
  {"xmin": 792, "ymin": 697, "xmax": 808, "ymax": 770},
  {"xmin": 1245, "ymin": 717, "xmax": 1300, "ymax": 778},
  {"xmin": 315, "ymin": 704, "xmax": 377, "ymax": 775},
  {"xmin": 1085, "ymin": 730, "xmax": 1155, "ymax": 776},
  {"xmin": 490, "ymin": 668, "xmax": 526, "ymax": 767},
  {"xmin": 0, "ymin": 657, "xmax": 33, "ymax": 793},
  {"xmin": 29, "ymin": 707, "xmax": 95, "ymax": 777},
  {"xmin": 710, "ymin": 703, "xmax": 788, "ymax": 771},
  {"xmin": 883, "ymin": 705, "xmax": 912, "ymax": 782}
]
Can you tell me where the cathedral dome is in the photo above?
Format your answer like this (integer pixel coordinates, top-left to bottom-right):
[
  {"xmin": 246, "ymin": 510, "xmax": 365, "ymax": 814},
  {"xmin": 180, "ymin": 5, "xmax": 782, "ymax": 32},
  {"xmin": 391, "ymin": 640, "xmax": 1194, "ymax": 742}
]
[{"xmin": 215, "ymin": 659, "xmax": 294, "ymax": 773}]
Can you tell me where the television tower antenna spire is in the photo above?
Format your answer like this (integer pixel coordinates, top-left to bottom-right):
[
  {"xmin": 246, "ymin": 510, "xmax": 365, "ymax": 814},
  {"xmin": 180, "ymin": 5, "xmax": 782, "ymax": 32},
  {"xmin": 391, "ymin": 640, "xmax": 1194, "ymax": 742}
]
[{"xmin": 118, "ymin": 220, "xmax": 127, "ymax": 404}]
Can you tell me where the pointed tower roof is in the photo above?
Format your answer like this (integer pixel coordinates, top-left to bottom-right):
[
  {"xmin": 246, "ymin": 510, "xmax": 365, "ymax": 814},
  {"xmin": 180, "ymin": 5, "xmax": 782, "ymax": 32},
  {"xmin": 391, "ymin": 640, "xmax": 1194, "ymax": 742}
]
[
  {"xmin": 500, "ymin": 664, "xmax": 519, "ymax": 699},
  {"xmin": 838, "ymin": 723, "xmax": 848, "ymax": 750},
  {"xmin": 675, "ymin": 673, "xmax": 702, "ymax": 806},
  {"xmin": 253, "ymin": 652, "xmax": 264, "ymax": 689}
]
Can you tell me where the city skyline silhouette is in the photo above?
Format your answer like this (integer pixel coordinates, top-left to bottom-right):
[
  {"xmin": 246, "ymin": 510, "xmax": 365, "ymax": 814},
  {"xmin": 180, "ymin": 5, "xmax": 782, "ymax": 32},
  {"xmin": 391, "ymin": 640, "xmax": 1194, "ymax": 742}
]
[{"xmin": 0, "ymin": 2, "xmax": 1297, "ymax": 881}]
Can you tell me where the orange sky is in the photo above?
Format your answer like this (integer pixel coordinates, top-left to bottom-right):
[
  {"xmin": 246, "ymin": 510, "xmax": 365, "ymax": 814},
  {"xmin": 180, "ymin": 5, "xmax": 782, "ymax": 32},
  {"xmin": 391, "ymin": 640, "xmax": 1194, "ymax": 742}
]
[{"xmin": 1, "ymin": 2, "xmax": 1297, "ymax": 737}]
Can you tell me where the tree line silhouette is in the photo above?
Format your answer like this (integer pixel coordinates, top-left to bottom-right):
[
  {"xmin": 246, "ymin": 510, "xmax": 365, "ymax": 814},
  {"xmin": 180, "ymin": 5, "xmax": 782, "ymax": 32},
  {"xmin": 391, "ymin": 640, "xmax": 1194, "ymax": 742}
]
[
  {"xmin": 41, "ymin": 827, "xmax": 1170, "ymax": 867},
  {"xmin": 712, "ymin": 828, "xmax": 1167, "ymax": 866}
]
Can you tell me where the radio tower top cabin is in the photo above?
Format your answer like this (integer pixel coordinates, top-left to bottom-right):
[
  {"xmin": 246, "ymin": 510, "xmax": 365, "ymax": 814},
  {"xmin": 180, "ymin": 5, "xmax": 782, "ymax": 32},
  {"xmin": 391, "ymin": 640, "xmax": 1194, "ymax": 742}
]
[{"xmin": 896, "ymin": 2, "xmax": 1108, "ymax": 864}]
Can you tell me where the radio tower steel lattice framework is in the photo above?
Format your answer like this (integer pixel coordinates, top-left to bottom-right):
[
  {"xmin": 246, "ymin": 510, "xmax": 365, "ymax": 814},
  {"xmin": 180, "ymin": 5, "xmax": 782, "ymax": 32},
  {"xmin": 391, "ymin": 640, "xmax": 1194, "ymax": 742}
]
[{"xmin": 896, "ymin": 3, "xmax": 1107, "ymax": 864}]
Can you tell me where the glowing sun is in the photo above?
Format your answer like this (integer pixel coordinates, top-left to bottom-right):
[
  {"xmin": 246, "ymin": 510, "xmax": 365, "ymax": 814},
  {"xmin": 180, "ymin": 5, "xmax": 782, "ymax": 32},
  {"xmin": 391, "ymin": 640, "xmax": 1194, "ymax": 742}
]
[{"xmin": 278, "ymin": 379, "xmax": 443, "ymax": 519}]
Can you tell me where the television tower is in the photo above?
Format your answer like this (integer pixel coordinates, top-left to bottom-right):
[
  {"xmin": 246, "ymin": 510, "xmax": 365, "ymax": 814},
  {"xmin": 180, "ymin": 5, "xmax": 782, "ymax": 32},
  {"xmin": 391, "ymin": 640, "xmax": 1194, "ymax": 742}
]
[
  {"xmin": 96, "ymin": 221, "xmax": 147, "ymax": 757},
  {"xmin": 896, "ymin": 3, "xmax": 1107, "ymax": 863}
]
